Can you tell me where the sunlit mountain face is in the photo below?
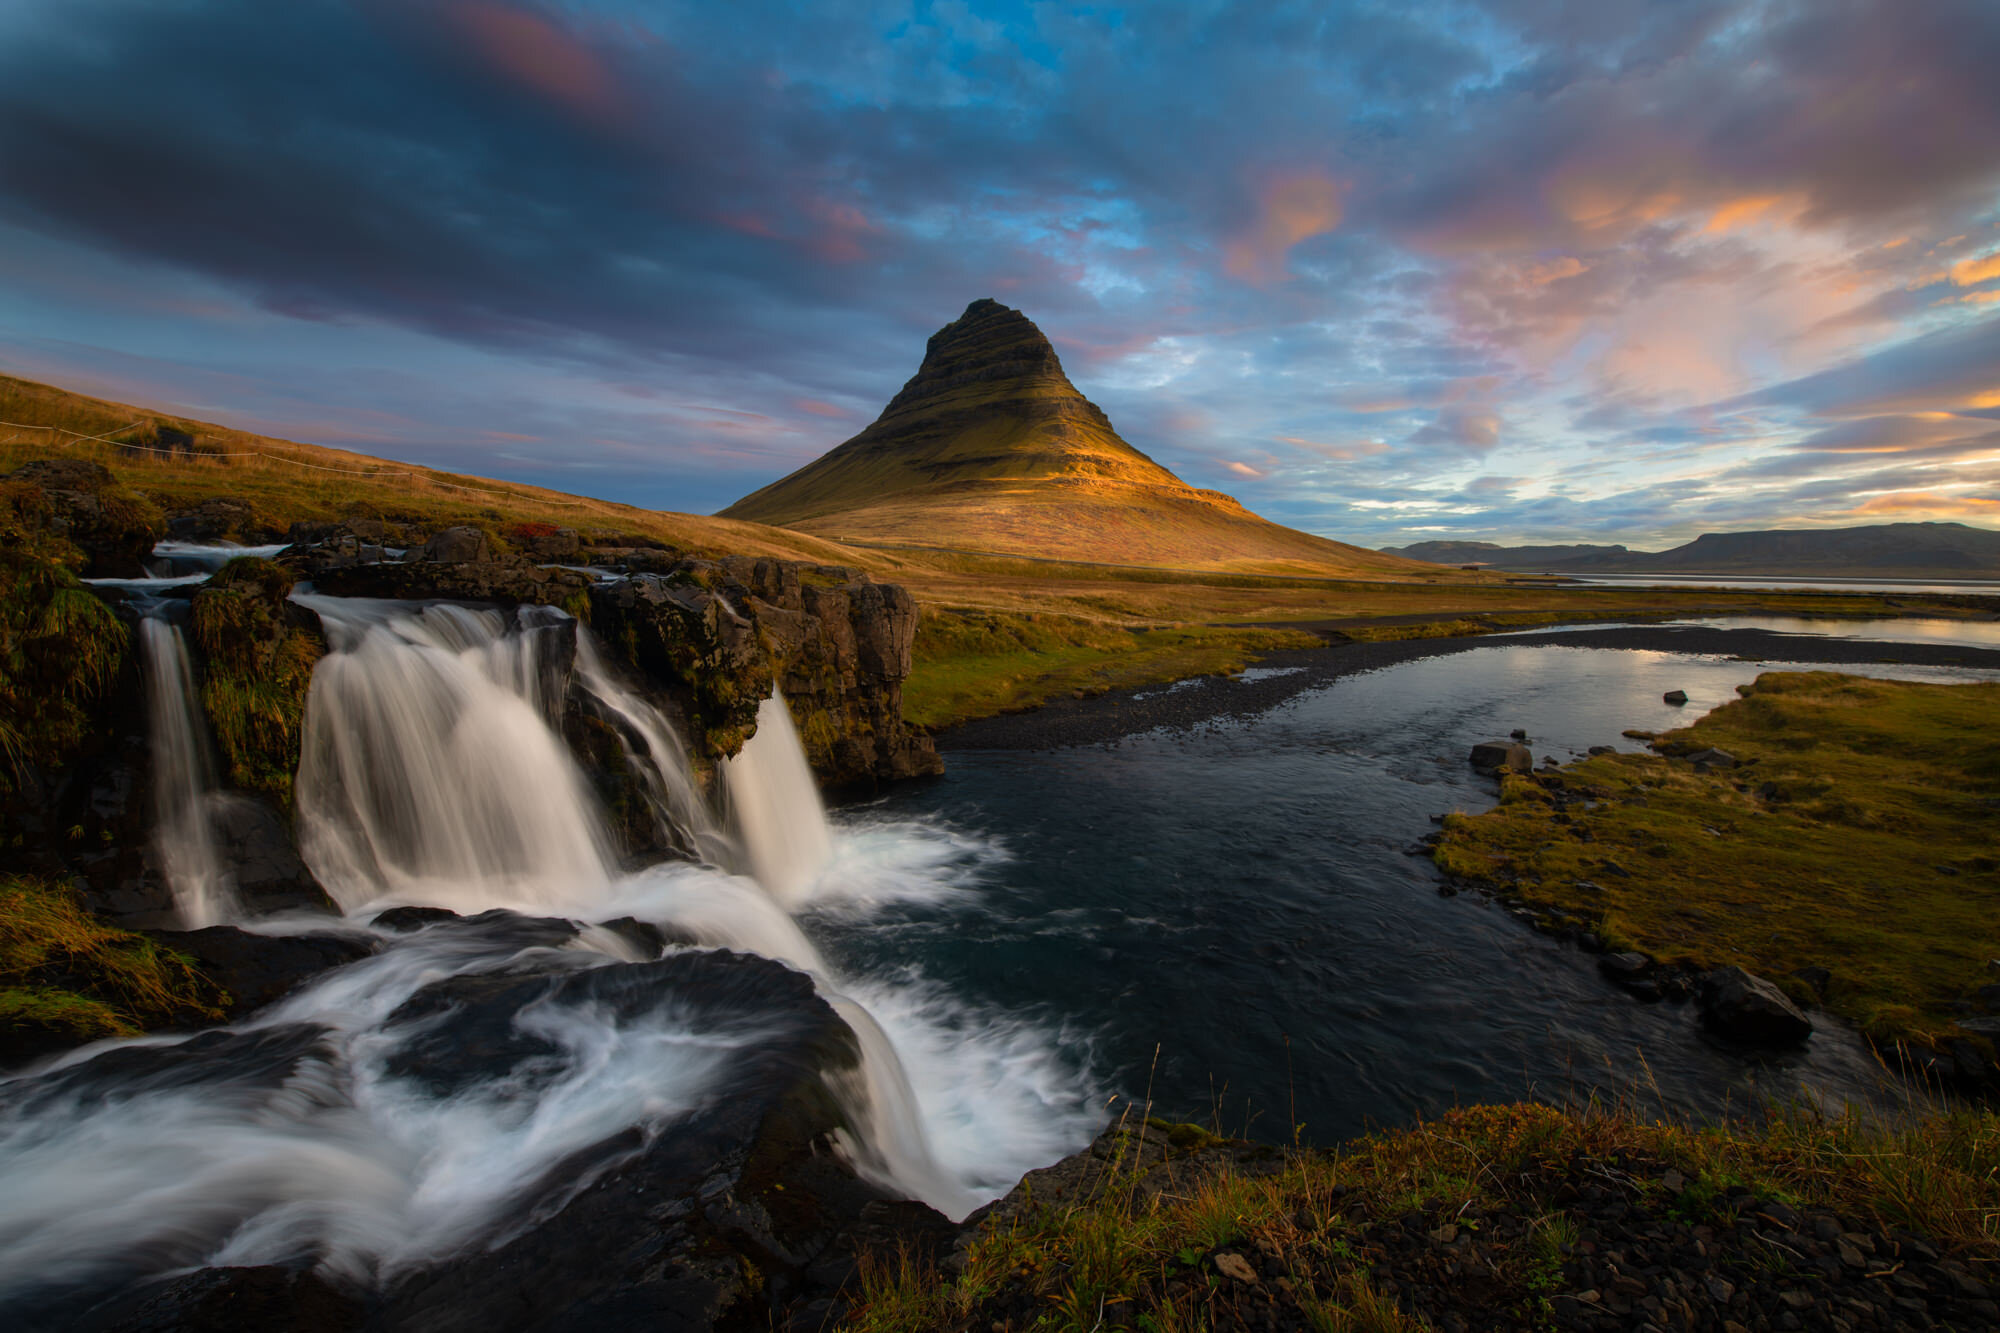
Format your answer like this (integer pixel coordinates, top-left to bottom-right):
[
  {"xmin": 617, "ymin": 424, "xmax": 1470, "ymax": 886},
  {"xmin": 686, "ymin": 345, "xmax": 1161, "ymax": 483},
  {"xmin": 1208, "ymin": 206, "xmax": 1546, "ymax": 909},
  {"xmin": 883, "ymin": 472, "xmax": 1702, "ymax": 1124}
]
[{"xmin": 0, "ymin": 0, "xmax": 1995, "ymax": 547}]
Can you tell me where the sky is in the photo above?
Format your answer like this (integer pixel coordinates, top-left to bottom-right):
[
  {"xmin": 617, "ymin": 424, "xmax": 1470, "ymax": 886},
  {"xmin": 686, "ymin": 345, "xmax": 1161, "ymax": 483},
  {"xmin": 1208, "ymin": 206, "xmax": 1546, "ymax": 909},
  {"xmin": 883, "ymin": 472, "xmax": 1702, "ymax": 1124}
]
[{"xmin": 1, "ymin": 0, "xmax": 1997, "ymax": 550}]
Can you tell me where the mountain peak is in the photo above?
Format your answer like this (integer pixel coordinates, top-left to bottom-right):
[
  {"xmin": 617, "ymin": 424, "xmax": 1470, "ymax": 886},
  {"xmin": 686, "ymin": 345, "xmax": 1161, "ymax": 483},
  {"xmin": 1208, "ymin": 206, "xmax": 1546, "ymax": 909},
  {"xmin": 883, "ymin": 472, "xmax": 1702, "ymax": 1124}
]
[
  {"xmin": 876, "ymin": 298, "xmax": 1093, "ymax": 428},
  {"xmin": 719, "ymin": 301, "xmax": 1428, "ymax": 577}
]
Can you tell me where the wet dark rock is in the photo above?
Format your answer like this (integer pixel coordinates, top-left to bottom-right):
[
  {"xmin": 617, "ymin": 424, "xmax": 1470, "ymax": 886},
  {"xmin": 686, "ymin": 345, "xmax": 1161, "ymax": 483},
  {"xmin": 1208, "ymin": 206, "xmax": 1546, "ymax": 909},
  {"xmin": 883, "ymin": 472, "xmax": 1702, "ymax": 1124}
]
[
  {"xmin": 61, "ymin": 1265, "xmax": 364, "ymax": 1333},
  {"xmin": 1697, "ymin": 966, "xmax": 1813, "ymax": 1045},
  {"xmin": 421, "ymin": 525, "xmax": 496, "ymax": 563},
  {"xmin": 375, "ymin": 948, "xmax": 891, "ymax": 1333},
  {"xmin": 1509, "ymin": 728, "xmax": 1528, "ymax": 740},
  {"xmin": 1663, "ymin": 689, "xmax": 1688, "ymax": 704},
  {"xmin": 369, "ymin": 905, "xmax": 461, "ymax": 932},
  {"xmin": 209, "ymin": 796, "xmax": 331, "ymax": 912},
  {"xmin": 146, "ymin": 926, "xmax": 376, "ymax": 1018},
  {"xmin": 1468, "ymin": 740, "xmax": 1533, "ymax": 773}
]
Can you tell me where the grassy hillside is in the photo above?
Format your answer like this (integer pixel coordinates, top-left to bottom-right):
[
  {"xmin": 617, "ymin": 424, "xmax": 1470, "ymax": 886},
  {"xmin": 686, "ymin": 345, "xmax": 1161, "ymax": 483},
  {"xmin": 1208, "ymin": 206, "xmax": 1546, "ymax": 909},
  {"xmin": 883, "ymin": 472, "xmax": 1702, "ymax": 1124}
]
[
  {"xmin": 0, "ymin": 373, "xmax": 864, "ymax": 565},
  {"xmin": 722, "ymin": 299, "xmax": 1432, "ymax": 577}
]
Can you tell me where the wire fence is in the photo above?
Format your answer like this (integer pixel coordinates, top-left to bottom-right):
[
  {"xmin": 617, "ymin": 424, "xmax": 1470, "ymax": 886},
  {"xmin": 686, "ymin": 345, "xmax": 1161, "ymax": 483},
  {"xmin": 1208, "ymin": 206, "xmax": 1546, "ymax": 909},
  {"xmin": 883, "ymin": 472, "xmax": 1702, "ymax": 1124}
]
[{"xmin": 0, "ymin": 416, "xmax": 614, "ymax": 512}]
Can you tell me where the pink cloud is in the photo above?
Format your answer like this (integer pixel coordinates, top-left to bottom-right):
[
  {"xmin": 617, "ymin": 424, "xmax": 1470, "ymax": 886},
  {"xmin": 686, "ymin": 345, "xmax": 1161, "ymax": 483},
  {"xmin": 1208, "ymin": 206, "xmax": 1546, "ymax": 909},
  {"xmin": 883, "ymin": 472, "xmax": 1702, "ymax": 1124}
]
[{"xmin": 1224, "ymin": 171, "xmax": 1343, "ymax": 286}]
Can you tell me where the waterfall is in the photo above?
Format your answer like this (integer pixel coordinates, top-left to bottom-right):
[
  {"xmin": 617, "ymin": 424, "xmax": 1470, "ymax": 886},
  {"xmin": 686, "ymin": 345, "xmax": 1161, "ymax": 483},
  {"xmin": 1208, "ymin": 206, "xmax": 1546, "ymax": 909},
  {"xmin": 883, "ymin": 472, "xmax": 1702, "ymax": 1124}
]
[
  {"xmin": 569, "ymin": 632, "xmax": 739, "ymax": 869},
  {"xmin": 0, "ymin": 594, "xmax": 1093, "ymax": 1304},
  {"xmin": 722, "ymin": 692, "xmax": 835, "ymax": 907},
  {"xmin": 294, "ymin": 597, "xmax": 616, "ymax": 915},
  {"xmin": 138, "ymin": 612, "xmax": 240, "ymax": 927}
]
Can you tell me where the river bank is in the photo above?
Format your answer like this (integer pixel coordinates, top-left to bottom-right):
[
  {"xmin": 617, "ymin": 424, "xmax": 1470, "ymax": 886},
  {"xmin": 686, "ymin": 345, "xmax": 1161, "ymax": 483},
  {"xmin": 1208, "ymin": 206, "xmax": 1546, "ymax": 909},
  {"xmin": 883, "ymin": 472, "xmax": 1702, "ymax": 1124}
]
[{"xmin": 935, "ymin": 621, "xmax": 2000, "ymax": 752}]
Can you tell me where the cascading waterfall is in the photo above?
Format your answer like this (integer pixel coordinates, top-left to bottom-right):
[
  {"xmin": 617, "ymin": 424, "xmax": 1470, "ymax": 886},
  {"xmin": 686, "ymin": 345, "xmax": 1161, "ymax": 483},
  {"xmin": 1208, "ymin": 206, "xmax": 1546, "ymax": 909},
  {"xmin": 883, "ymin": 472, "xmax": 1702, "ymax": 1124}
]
[
  {"xmin": 138, "ymin": 611, "xmax": 241, "ymax": 927},
  {"xmin": 722, "ymin": 691, "xmax": 836, "ymax": 906},
  {"xmin": 0, "ymin": 594, "xmax": 1096, "ymax": 1304}
]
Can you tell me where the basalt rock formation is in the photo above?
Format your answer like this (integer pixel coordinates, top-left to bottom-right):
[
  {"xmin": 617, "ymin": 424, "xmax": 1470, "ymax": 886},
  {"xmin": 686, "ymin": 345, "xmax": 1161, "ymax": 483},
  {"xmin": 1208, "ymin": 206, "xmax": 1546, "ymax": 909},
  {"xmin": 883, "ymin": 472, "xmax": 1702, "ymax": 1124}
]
[
  {"xmin": 722, "ymin": 299, "xmax": 1434, "ymax": 576},
  {"xmin": 290, "ymin": 526, "xmax": 939, "ymax": 791}
]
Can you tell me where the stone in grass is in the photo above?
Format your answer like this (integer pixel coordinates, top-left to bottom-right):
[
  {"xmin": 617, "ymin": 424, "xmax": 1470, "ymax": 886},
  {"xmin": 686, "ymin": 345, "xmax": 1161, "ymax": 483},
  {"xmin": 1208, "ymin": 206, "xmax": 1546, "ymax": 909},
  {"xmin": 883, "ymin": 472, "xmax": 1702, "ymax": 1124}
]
[
  {"xmin": 1686, "ymin": 747, "xmax": 1737, "ymax": 771},
  {"xmin": 1663, "ymin": 689, "xmax": 1689, "ymax": 705},
  {"xmin": 1469, "ymin": 740, "xmax": 1534, "ymax": 773},
  {"xmin": 1698, "ymin": 966, "xmax": 1813, "ymax": 1045}
]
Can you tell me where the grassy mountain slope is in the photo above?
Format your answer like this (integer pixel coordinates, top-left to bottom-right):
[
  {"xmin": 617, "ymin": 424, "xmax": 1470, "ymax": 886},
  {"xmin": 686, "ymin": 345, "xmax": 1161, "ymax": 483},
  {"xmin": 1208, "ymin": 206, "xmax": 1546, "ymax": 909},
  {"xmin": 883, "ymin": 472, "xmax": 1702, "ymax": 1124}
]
[
  {"xmin": 0, "ymin": 373, "xmax": 863, "ymax": 565},
  {"xmin": 722, "ymin": 300, "xmax": 1433, "ymax": 577}
]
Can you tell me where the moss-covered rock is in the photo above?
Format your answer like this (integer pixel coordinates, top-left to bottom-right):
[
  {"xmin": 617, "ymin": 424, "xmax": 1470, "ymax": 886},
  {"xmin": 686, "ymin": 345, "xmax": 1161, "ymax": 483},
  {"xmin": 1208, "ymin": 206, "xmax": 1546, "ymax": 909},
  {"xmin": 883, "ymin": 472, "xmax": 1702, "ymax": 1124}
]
[
  {"xmin": 189, "ymin": 557, "xmax": 324, "ymax": 805},
  {"xmin": 0, "ymin": 474, "xmax": 132, "ymax": 795}
]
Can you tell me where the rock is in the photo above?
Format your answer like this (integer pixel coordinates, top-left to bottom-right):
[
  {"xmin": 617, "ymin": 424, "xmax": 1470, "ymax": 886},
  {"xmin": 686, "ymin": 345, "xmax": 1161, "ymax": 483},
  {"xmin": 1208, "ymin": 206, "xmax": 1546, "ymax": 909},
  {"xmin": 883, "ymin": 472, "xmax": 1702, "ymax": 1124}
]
[
  {"xmin": 1686, "ymin": 747, "xmax": 1737, "ymax": 771},
  {"xmin": 1213, "ymin": 1252, "xmax": 1258, "ymax": 1283},
  {"xmin": 370, "ymin": 905, "xmax": 461, "ymax": 932},
  {"xmin": 375, "ymin": 947, "xmax": 887, "ymax": 1333},
  {"xmin": 3, "ymin": 459, "xmax": 162, "ymax": 576},
  {"xmin": 208, "ymin": 796, "xmax": 331, "ymax": 912},
  {"xmin": 1977, "ymin": 983, "xmax": 2000, "ymax": 1013},
  {"xmin": 1697, "ymin": 966, "xmax": 1813, "ymax": 1045},
  {"xmin": 421, "ymin": 525, "xmax": 497, "ymax": 563},
  {"xmin": 1598, "ymin": 953, "xmax": 1652, "ymax": 987},
  {"xmin": 146, "ymin": 926, "xmax": 377, "ymax": 1018},
  {"xmin": 62, "ymin": 1264, "xmax": 364, "ymax": 1332},
  {"xmin": 1789, "ymin": 965, "xmax": 1832, "ymax": 999},
  {"xmin": 1663, "ymin": 690, "xmax": 1688, "ymax": 705},
  {"xmin": 1469, "ymin": 741, "xmax": 1534, "ymax": 773},
  {"xmin": 1588, "ymin": 745, "xmax": 1614, "ymax": 755},
  {"xmin": 1509, "ymin": 728, "xmax": 1528, "ymax": 740}
]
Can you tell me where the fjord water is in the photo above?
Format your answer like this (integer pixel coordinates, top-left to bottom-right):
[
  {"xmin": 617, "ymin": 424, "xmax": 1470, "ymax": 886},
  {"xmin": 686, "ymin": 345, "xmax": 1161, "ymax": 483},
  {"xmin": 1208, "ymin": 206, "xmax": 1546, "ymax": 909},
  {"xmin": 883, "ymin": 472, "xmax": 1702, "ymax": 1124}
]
[{"xmin": 838, "ymin": 641, "xmax": 2000, "ymax": 1143}]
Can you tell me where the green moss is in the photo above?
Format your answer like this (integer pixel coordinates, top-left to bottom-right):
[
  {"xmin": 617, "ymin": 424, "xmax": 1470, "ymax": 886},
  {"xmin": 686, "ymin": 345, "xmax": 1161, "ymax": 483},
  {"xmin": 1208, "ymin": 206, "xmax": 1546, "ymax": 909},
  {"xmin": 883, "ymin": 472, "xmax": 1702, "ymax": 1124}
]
[
  {"xmin": 0, "ymin": 875, "xmax": 226, "ymax": 1042},
  {"xmin": 1434, "ymin": 672, "xmax": 2000, "ymax": 1047},
  {"xmin": 191, "ymin": 557, "xmax": 322, "ymax": 803},
  {"xmin": 0, "ymin": 483, "xmax": 130, "ymax": 788},
  {"xmin": 903, "ymin": 606, "xmax": 1321, "ymax": 730}
]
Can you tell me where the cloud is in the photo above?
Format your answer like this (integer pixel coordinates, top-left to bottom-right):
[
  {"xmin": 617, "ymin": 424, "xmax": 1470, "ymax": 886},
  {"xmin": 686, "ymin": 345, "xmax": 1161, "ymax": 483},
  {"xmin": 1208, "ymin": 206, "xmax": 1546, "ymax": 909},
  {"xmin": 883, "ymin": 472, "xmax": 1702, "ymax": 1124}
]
[{"xmin": 1223, "ymin": 172, "xmax": 1344, "ymax": 285}]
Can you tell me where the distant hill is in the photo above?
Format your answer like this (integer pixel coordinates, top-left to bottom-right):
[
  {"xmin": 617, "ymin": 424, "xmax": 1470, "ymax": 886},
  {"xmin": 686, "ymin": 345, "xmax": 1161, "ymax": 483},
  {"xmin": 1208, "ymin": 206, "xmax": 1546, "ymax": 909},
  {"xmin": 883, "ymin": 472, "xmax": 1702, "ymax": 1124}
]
[
  {"xmin": 1382, "ymin": 523, "xmax": 2000, "ymax": 578},
  {"xmin": 1382, "ymin": 541, "xmax": 1631, "ymax": 569},
  {"xmin": 721, "ymin": 300, "xmax": 1434, "ymax": 577}
]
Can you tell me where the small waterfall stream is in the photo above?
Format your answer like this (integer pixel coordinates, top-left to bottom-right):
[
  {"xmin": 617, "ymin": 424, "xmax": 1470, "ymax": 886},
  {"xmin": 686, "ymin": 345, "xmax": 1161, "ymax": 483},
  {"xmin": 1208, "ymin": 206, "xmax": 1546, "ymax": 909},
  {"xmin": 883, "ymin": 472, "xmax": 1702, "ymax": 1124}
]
[
  {"xmin": 0, "ymin": 590, "xmax": 1095, "ymax": 1305},
  {"xmin": 137, "ymin": 611, "xmax": 240, "ymax": 927}
]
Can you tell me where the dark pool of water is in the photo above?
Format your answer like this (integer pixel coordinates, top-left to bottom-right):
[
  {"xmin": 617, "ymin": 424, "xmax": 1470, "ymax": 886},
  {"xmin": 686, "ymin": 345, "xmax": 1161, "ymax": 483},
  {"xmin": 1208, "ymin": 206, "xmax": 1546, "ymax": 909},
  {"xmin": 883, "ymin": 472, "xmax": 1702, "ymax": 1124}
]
[{"xmin": 813, "ymin": 644, "xmax": 1992, "ymax": 1144}]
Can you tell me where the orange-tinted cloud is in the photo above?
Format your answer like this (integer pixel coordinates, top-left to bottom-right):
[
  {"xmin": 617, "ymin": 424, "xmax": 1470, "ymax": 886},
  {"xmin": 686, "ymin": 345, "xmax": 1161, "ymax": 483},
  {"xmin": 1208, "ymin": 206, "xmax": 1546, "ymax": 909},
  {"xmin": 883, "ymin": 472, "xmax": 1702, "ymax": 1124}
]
[
  {"xmin": 792, "ymin": 398, "xmax": 850, "ymax": 419},
  {"xmin": 1225, "ymin": 460, "xmax": 1267, "ymax": 479},
  {"xmin": 447, "ymin": 2, "xmax": 627, "ymax": 127},
  {"xmin": 1274, "ymin": 436, "xmax": 1390, "ymax": 461},
  {"xmin": 1702, "ymin": 194, "xmax": 1802, "ymax": 235},
  {"xmin": 1950, "ymin": 251, "xmax": 2000, "ymax": 286},
  {"xmin": 1848, "ymin": 490, "xmax": 2000, "ymax": 517},
  {"xmin": 1224, "ymin": 172, "xmax": 1342, "ymax": 285}
]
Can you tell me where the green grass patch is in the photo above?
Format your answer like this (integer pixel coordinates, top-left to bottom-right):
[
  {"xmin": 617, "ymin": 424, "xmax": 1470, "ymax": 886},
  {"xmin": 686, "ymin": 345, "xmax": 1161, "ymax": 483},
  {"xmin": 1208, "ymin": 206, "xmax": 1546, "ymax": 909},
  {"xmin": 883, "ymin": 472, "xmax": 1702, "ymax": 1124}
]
[
  {"xmin": 845, "ymin": 1099, "xmax": 2000, "ymax": 1331},
  {"xmin": 0, "ymin": 875, "xmax": 226, "ymax": 1045},
  {"xmin": 1434, "ymin": 671, "xmax": 2000, "ymax": 1047},
  {"xmin": 0, "ymin": 479, "xmax": 130, "ymax": 788},
  {"xmin": 903, "ymin": 607, "xmax": 1322, "ymax": 730}
]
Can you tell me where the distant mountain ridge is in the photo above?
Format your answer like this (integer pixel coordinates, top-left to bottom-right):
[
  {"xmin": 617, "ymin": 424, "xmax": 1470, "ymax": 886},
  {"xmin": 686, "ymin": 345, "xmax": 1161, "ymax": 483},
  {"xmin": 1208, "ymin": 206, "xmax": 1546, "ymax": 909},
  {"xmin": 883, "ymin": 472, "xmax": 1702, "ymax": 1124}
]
[
  {"xmin": 722, "ymin": 300, "xmax": 1431, "ymax": 577},
  {"xmin": 1384, "ymin": 523, "xmax": 2000, "ymax": 577}
]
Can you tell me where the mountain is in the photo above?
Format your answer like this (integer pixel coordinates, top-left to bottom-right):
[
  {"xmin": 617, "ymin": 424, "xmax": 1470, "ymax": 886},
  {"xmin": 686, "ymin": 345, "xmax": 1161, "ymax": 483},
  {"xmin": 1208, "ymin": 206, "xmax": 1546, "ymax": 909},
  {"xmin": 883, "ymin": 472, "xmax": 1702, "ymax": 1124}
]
[
  {"xmin": 721, "ymin": 300, "xmax": 1431, "ymax": 576},
  {"xmin": 1382, "ymin": 523, "xmax": 2000, "ymax": 577},
  {"xmin": 1382, "ymin": 540, "xmax": 1630, "ymax": 568}
]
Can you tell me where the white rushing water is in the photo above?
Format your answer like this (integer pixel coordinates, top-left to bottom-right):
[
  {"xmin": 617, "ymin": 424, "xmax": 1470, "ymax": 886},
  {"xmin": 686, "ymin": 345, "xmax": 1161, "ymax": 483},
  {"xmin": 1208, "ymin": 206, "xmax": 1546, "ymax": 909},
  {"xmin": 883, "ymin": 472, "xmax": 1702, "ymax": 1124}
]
[
  {"xmin": 0, "ymin": 595, "xmax": 1097, "ymax": 1302},
  {"xmin": 138, "ymin": 613, "xmax": 241, "ymax": 927}
]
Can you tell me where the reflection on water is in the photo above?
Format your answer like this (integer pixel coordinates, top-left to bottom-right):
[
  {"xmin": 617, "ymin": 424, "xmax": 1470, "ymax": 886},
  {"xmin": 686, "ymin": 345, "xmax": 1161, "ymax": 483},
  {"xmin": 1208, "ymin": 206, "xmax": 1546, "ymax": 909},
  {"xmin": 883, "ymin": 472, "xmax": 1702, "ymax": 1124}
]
[
  {"xmin": 836, "ymin": 643, "xmax": 1992, "ymax": 1144},
  {"xmin": 1565, "ymin": 573, "xmax": 2000, "ymax": 596},
  {"xmin": 1666, "ymin": 615, "xmax": 2000, "ymax": 649}
]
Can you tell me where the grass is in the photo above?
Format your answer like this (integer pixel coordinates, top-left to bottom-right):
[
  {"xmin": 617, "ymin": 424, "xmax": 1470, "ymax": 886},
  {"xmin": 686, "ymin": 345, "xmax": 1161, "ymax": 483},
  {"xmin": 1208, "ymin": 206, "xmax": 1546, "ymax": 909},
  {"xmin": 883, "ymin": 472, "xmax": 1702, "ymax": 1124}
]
[
  {"xmin": 0, "ymin": 476, "xmax": 131, "ymax": 788},
  {"xmin": 191, "ymin": 556, "xmax": 324, "ymax": 804},
  {"xmin": 1433, "ymin": 671, "xmax": 2000, "ymax": 1048},
  {"xmin": 843, "ymin": 1098, "xmax": 2000, "ymax": 1331},
  {"xmin": 0, "ymin": 875, "xmax": 226, "ymax": 1044},
  {"xmin": 902, "ymin": 607, "xmax": 1323, "ymax": 729}
]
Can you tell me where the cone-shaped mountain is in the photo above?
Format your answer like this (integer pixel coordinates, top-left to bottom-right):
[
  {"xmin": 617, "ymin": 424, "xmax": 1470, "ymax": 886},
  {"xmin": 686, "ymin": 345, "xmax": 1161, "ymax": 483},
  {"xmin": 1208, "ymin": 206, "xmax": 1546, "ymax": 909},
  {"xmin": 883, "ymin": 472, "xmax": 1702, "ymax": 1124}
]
[{"xmin": 722, "ymin": 300, "xmax": 1429, "ymax": 575}]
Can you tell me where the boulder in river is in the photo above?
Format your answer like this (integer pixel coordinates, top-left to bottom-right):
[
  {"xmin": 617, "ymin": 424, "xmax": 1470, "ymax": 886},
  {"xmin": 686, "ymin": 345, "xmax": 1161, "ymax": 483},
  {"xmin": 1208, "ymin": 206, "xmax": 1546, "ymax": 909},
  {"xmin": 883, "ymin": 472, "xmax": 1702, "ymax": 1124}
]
[
  {"xmin": 1697, "ymin": 966, "xmax": 1813, "ymax": 1045},
  {"xmin": 145, "ymin": 925, "xmax": 377, "ymax": 1018},
  {"xmin": 1468, "ymin": 740, "xmax": 1533, "ymax": 773}
]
